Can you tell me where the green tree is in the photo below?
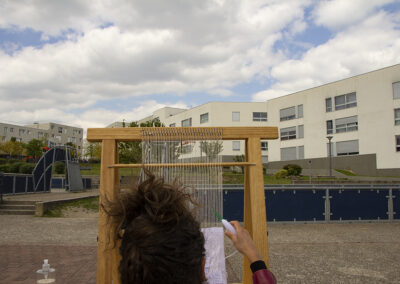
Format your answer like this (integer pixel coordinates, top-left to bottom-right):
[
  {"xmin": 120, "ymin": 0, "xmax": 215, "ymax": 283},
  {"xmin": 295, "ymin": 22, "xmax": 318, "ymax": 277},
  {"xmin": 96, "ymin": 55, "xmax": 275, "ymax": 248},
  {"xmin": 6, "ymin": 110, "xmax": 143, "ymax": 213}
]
[
  {"xmin": 118, "ymin": 119, "xmax": 165, "ymax": 163},
  {"xmin": 233, "ymin": 154, "xmax": 245, "ymax": 174},
  {"xmin": 0, "ymin": 140, "xmax": 25, "ymax": 158},
  {"xmin": 200, "ymin": 141, "xmax": 223, "ymax": 161},
  {"xmin": 85, "ymin": 142, "xmax": 102, "ymax": 161},
  {"xmin": 25, "ymin": 139, "xmax": 44, "ymax": 160}
]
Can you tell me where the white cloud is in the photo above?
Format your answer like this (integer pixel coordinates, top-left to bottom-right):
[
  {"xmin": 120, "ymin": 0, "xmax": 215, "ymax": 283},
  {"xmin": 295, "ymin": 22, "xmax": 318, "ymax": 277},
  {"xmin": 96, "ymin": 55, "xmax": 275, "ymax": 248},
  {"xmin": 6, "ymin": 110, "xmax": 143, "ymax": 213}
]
[
  {"xmin": 0, "ymin": 100, "xmax": 188, "ymax": 136},
  {"xmin": 0, "ymin": 0, "xmax": 311, "ymax": 132},
  {"xmin": 312, "ymin": 0, "xmax": 394, "ymax": 30},
  {"xmin": 253, "ymin": 10, "xmax": 400, "ymax": 101}
]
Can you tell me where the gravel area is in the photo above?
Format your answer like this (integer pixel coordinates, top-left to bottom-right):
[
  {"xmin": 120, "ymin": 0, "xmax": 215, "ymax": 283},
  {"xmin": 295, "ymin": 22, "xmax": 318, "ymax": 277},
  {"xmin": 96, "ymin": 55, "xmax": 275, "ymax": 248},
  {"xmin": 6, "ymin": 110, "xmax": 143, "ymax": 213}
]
[{"xmin": 1, "ymin": 213, "xmax": 400, "ymax": 283}]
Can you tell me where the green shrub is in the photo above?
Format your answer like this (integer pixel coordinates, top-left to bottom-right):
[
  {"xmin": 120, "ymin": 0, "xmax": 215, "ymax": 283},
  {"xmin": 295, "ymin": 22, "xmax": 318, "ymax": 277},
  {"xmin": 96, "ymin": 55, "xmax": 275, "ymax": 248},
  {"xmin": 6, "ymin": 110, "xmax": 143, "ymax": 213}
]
[
  {"xmin": 8, "ymin": 162, "xmax": 25, "ymax": 173},
  {"xmin": 7, "ymin": 159, "xmax": 20, "ymax": 164},
  {"xmin": 0, "ymin": 164, "xmax": 10, "ymax": 173},
  {"xmin": 20, "ymin": 163, "xmax": 36, "ymax": 174},
  {"xmin": 54, "ymin": 162, "xmax": 65, "ymax": 174},
  {"xmin": 274, "ymin": 169, "xmax": 288, "ymax": 179},
  {"xmin": 283, "ymin": 164, "xmax": 302, "ymax": 176},
  {"xmin": 0, "ymin": 158, "xmax": 7, "ymax": 165}
]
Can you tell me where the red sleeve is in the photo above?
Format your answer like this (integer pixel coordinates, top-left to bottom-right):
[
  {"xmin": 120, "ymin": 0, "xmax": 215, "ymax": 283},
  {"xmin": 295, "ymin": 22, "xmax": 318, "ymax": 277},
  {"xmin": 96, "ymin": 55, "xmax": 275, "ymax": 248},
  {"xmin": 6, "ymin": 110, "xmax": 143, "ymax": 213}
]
[{"xmin": 252, "ymin": 269, "xmax": 277, "ymax": 284}]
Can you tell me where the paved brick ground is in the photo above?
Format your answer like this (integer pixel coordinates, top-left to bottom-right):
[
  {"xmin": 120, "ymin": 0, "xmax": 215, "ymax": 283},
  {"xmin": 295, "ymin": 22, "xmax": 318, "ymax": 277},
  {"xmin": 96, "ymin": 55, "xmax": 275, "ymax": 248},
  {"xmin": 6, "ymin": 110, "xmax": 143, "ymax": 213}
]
[{"xmin": 0, "ymin": 245, "xmax": 96, "ymax": 284}]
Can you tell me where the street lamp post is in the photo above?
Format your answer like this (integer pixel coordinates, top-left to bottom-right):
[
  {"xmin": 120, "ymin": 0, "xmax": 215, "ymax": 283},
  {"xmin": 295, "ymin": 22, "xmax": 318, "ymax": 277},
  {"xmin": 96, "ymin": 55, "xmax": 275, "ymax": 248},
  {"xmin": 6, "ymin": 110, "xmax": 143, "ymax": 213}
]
[
  {"xmin": 308, "ymin": 160, "xmax": 312, "ymax": 184},
  {"xmin": 327, "ymin": 136, "xmax": 333, "ymax": 177}
]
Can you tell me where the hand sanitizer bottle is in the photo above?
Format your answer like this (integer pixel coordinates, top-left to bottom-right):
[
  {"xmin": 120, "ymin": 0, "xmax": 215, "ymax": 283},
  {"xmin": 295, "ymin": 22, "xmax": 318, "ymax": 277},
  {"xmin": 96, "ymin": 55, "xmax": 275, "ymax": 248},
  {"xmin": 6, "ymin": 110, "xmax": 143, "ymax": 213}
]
[{"xmin": 36, "ymin": 259, "xmax": 56, "ymax": 283}]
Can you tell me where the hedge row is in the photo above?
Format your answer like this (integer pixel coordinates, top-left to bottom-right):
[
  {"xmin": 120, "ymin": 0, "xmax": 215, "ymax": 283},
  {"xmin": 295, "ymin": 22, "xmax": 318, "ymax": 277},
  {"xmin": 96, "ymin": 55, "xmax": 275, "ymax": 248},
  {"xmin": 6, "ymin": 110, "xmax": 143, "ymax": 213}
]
[{"xmin": 0, "ymin": 162, "xmax": 36, "ymax": 174}]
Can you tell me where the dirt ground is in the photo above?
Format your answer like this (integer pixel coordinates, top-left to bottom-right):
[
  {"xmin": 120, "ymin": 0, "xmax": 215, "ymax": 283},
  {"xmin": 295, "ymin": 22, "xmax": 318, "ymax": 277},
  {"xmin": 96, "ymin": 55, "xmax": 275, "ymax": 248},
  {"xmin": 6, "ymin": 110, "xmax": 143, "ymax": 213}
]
[{"xmin": 1, "ymin": 209, "xmax": 400, "ymax": 283}]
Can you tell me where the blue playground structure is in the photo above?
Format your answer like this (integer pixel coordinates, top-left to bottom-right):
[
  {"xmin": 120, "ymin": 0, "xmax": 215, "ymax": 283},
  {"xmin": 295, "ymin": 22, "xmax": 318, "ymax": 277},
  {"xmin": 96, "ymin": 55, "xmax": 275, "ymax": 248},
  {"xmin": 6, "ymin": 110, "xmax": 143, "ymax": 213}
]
[{"xmin": 33, "ymin": 146, "xmax": 83, "ymax": 192}]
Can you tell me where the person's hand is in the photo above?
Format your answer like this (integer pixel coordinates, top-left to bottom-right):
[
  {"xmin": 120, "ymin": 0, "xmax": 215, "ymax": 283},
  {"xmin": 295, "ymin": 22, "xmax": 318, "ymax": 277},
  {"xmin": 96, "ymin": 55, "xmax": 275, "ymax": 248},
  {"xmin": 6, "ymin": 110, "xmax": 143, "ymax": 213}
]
[{"xmin": 224, "ymin": 221, "xmax": 262, "ymax": 263}]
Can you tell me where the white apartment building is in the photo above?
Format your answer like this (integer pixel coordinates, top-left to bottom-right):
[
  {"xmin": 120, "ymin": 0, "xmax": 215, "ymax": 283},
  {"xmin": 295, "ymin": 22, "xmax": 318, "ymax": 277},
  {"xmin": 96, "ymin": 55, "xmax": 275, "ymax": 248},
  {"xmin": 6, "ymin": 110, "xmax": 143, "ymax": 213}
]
[
  {"xmin": 111, "ymin": 63, "xmax": 400, "ymax": 176},
  {"xmin": 0, "ymin": 122, "xmax": 84, "ymax": 155}
]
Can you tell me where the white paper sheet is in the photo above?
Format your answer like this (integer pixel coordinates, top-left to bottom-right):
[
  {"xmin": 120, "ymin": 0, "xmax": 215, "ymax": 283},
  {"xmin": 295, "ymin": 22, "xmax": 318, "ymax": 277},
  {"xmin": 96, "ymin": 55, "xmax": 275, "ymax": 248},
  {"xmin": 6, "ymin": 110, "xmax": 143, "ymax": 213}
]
[{"xmin": 201, "ymin": 227, "xmax": 227, "ymax": 284}]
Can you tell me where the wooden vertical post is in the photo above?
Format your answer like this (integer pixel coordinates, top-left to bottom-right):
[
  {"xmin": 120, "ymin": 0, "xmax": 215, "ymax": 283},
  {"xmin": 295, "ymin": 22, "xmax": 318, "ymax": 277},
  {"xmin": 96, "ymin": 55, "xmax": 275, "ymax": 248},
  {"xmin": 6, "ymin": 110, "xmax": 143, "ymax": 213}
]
[
  {"xmin": 97, "ymin": 139, "xmax": 120, "ymax": 284},
  {"xmin": 243, "ymin": 137, "xmax": 269, "ymax": 284}
]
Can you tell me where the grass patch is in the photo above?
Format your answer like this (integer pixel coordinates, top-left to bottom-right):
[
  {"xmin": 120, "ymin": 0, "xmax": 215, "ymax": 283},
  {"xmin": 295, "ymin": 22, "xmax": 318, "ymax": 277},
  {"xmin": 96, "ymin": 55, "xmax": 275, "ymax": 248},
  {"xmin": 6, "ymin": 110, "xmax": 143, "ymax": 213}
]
[
  {"xmin": 80, "ymin": 163, "xmax": 141, "ymax": 176},
  {"xmin": 222, "ymin": 173, "xmax": 292, "ymax": 184},
  {"xmin": 335, "ymin": 169, "xmax": 357, "ymax": 176},
  {"xmin": 43, "ymin": 197, "xmax": 99, "ymax": 217}
]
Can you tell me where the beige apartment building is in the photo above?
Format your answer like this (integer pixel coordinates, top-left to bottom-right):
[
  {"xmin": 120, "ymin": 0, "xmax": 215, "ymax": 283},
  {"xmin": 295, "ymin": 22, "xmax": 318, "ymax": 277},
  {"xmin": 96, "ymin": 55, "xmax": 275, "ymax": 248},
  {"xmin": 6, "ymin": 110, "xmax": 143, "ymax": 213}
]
[
  {"xmin": 109, "ymin": 63, "xmax": 400, "ymax": 176},
  {"xmin": 0, "ymin": 122, "xmax": 84, "ymax": 155}
]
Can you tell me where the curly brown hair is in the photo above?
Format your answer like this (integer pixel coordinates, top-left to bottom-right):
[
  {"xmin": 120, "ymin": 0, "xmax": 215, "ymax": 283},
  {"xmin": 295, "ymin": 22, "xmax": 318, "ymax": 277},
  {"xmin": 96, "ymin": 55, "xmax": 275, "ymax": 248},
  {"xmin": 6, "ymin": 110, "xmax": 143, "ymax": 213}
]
[{"xmin": 104, "ymin": 172, "xmax": 205, "ymax": 284}]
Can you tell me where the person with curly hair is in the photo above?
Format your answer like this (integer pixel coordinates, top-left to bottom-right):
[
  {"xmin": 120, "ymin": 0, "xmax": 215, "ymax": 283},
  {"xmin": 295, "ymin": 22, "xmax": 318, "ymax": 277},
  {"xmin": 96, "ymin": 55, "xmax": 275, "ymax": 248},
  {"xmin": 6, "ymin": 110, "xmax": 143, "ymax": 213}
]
[{"xmin": 105, "ymin": 172, "xmax": 276, "ymax": 284}]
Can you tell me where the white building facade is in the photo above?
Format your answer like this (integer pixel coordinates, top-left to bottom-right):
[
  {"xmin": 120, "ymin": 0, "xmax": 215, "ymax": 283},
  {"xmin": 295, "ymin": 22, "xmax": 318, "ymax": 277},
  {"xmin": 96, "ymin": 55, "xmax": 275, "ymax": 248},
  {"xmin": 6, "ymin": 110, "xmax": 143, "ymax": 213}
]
[{"xmin": 114, "ymin": 64, "xmax": 400, "ymax": 176}]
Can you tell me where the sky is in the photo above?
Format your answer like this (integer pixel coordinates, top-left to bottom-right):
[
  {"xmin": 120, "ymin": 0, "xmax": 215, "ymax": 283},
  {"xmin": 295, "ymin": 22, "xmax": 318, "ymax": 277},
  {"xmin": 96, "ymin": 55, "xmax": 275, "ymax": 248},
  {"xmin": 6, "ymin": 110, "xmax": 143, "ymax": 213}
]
[{"xmin": 1, "ymin": 0, "xmax": 400, "ymax": 132}]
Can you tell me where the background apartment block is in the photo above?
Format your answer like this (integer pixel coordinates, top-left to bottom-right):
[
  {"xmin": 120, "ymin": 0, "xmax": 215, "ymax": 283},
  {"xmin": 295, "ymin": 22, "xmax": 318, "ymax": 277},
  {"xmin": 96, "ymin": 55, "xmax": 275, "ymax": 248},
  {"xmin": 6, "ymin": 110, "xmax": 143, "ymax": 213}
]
[
  {"xmin": 1, "ymin": 122, "xmax": 84, "ymax": 155},
  {"xmin": 109, "ymin": 64, "xmax": 400, "ymax": 176}
]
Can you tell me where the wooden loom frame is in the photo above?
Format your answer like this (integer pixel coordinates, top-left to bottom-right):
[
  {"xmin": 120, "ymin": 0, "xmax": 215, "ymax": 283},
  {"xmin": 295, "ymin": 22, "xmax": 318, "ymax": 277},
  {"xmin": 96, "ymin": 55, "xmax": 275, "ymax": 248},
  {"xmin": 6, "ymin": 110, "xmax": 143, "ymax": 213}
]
[{"xmin": 87, "ymin": 126, "xmax": 278, "ymax": 284}]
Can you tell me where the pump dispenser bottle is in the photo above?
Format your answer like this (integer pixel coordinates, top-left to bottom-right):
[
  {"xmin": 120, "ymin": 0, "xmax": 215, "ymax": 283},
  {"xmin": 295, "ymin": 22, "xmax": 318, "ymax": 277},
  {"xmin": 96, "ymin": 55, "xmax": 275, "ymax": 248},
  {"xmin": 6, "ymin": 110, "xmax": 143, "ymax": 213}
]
[{"xmin": 36, "ymin": 259, "xmax": 56, "ymax": 283}]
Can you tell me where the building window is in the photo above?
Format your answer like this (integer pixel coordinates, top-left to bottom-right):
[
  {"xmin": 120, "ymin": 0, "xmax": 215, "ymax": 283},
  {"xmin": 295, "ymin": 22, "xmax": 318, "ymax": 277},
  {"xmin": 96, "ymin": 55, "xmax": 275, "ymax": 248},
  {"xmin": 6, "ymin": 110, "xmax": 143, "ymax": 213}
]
[
  {"xmin": 58, "ymin": 127, "xmax": 62, "ymax": 134},
  {"xmin": 297, "ymin": 105, "xmax": 303, "ymax": 118},
  {"xmin": 335, "ymin": 116, "xmax": 358, "ymax": 133},
  {"xmin": 169, "ymin": 123, "xmax": 176, "ymax": 127},
  {"xmin": 3, "ymin": 127, "xmax": 8, "ymax": 134},
  {"xmin": 253, "ymin": 112, "xmax": 267, "ymax": 122},
  {"xmin": 395, "ymin": 109, "xmax": 400, "ymax": 125},
  {"xmin": 261, "ymin": 141, "xmax": 268, "ymax": 151},
  {"xmin": 280, "ymin": 106, "xmax": 296, "ymax": 121},
  {"xmin": 396, "ymin": 135, "xmax": 400, "ymax": 152},
  {"xmin": 232, "ymin": 141, "xmax": 240, "ymax": 151},
  {"xmin": 393, "ymin": 82, "xmax": 400, "ymax": 99},
  {"xmin": 335, "ymin": 92, "xmax": 357, "ymax": 110},
  {"xmin": 55, "ymin": 135, "xmax": 61, "ymax": 142},
  {"xmin": 280, "ymin": 146, "xmax": 304, "ymax": 161},
  {"xmin": 19, "ymin": 129, "xmax": 25, "ymax": 136},
  {"xmin": 27, "ymin": 130, "xmax": 31, "ymax": 135},
  {"xmin": 298, "ymin": 125, "xmax": 304, "ymax": 138},
  {"xmin": 200, "ymin": 113, "xmax": 209, "ymax": 124},
  {"xmin": 327, "ymin": 120, "xmax": 333, "ymax": 134},
  {"xmin": 336, "ymin": 140, "xmax": 359, "ymax": 156},
  {"xmin": 262, "ymin": 156, "xmax": 268, "ymax": 164},
  {"xmin": 280, "ymin": 126, "xmax": 296, "ymax": 140},
  {"xmin": 181, "ymin": 118, "xmax": 192, "ymax": 127},
  {"xmin": 10, "ymin": 128, "xmax": 14, "ymax": 133},
  {"xmin": 232, "ymin": 112, "xmax": 240, "ymax": 122},
  {"xmin": 326, "ymin": 98, "xmax": 332, "ymax": 112}
]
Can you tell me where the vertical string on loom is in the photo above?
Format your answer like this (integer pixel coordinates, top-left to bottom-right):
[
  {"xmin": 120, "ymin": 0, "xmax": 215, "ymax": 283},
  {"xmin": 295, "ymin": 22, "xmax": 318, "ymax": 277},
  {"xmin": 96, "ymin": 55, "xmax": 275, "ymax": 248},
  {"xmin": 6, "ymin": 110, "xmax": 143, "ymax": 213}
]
[{"xmin": 141, "ymin": 126, "xmax": 223, "ymax": 228}]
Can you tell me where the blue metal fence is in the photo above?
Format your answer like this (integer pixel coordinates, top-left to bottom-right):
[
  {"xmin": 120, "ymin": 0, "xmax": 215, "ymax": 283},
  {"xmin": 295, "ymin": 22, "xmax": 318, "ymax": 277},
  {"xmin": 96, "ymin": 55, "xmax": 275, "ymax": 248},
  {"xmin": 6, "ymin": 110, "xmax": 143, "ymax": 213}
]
[
  {"xmin": 0, "ymin": 174, "xmax": 92, "ymax": 195},
  {"xmin": 222, "ymin": 185, "xmax": 400, "ymax": 222}
]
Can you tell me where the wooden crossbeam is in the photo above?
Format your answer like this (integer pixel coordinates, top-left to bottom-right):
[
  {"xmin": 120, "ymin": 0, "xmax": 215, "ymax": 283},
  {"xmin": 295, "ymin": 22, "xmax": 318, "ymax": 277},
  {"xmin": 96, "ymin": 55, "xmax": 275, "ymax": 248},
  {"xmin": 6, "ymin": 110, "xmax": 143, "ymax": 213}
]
[
  {"xmin": 108, "ymin": 162, "xmax": 256, "ymax": 168},
  {"xmin": 87, "ymin": 126, "xmax": 278, "ymax": 142}
]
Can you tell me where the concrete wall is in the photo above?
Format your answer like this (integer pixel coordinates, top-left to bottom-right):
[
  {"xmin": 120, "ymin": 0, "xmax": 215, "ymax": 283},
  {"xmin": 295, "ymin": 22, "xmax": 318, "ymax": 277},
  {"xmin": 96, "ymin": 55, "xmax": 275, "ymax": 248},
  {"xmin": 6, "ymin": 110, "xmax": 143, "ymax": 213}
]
[{"xmin": 266, "ymin": 154, "xmax": 400, "ymax": 177}]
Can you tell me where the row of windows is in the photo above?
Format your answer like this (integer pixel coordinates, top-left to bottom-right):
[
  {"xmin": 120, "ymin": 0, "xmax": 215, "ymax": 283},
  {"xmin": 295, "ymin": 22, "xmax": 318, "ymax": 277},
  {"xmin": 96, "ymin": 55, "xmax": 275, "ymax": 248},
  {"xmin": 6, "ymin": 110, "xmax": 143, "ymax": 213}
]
[
  {"xmin": 3, "ymin": 126, "xmax": 81, "ymax": 136},
  {"xmin": 280, "ymin": 125, "xmax": 304, "ymax": 141},
  {"xmin": 232, "ymin": 141, "xmax": 268, "ymax": 151},
  {"xmin": 279, "ymin": 135, "xmax": 400, "ymax": 160},
  {"xmin": 280, "ymin": 140, "xmax": 362, "ymax": 161},
  {"xmin": 327, "ymin": 115, "xmax": 358, "ymax": 134},
  {"xmin": 173, "ymin": 111, "xmax": 268, "ymax": 127},
  {"xmin": 279, "ymin": 105, "xmax": 303, "ymax": 121},
  {"xmin": 326, "ymin": 92, "xmax": 357, "ymax": 112}
]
